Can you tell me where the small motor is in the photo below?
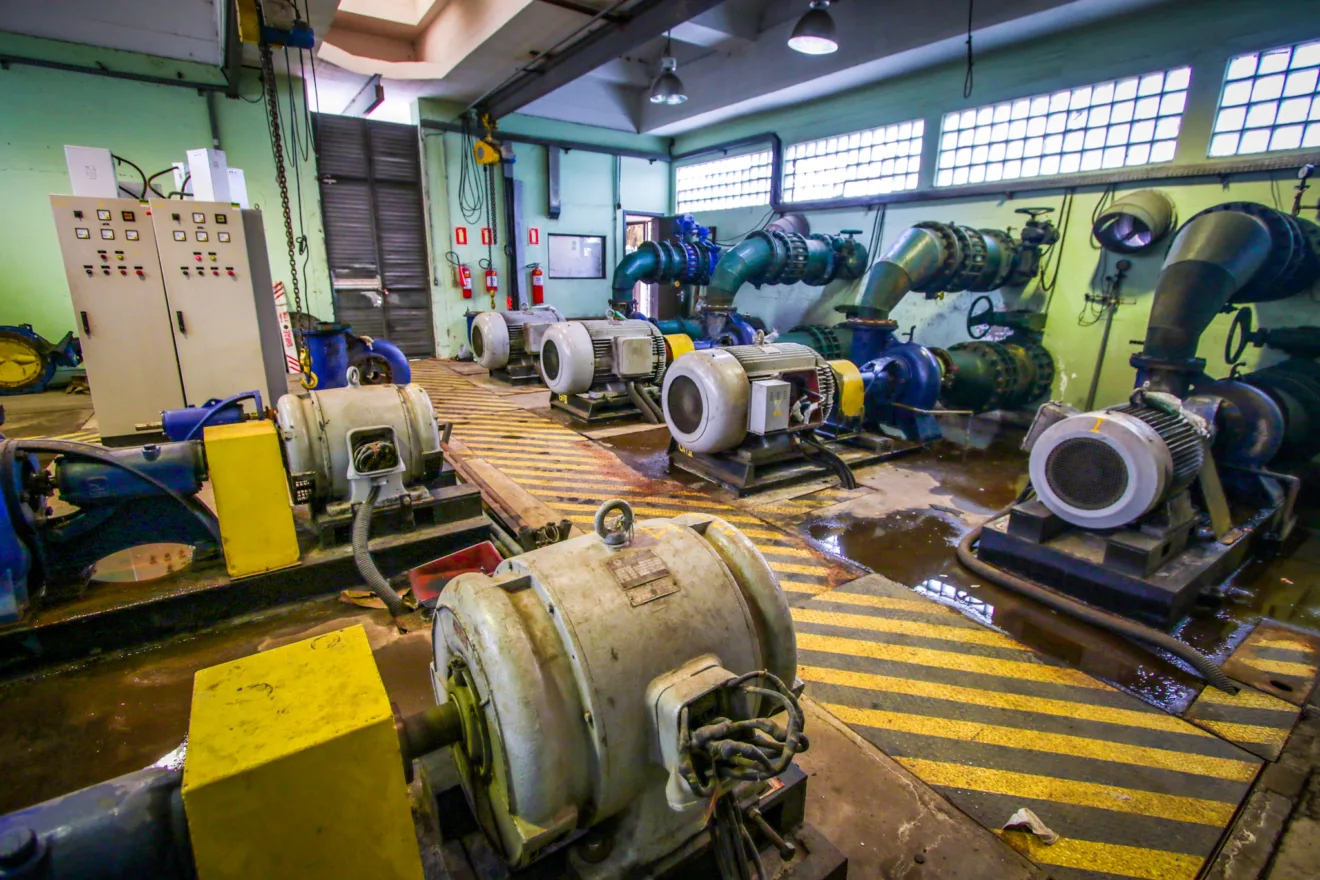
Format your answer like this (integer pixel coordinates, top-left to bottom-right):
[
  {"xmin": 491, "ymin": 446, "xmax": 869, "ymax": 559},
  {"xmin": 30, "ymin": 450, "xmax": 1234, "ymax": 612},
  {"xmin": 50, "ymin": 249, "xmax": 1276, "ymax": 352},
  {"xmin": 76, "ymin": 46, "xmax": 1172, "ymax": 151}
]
[
  {"xmin": 538, "ymin": 318, "xmax": 667, "ymax": 395},
  {"xmin": 1029, "ymin": 403, "xmax": 1204, "ymax": 529},
  {"xmin": 662, "ymin": 342, "xmax": 836, "ymax": 454},
  {"xmin": 470, "ymin": 307, "xmax": 565, "ymax": 371}
]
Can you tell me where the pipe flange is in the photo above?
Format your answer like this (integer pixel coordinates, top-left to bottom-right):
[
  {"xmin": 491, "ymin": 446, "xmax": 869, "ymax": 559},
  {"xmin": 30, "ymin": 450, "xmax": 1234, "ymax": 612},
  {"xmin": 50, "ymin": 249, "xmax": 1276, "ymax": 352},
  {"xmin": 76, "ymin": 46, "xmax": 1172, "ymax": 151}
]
[
  {"xmin": 788, "ymin": 324, "xmax": 844, "ymax": 360},
  {"xmin": 978, "ymin": 228, "xmax": 1020, "ymax": 289},
  {"xmin": 1025, "ymin": 342, "xmax": 1056, "ymax": 402},
  {"xmin": 1198, "ymin": 202, "xmax": 1310, "ymax": 300},
  {"xmin": 803, "ymin": 233, "xmax": 838, "ymax": 285},
  {"xmin": 944, "ymin": 225, "xmax": 990, "ymax": 291},
  {"xmin": 762, "ymin": 230, "xmax": 810, "ymax": 286},
  {"xmin": 911, "ymin": 222, "xmax": 963, "ymax": 293}
]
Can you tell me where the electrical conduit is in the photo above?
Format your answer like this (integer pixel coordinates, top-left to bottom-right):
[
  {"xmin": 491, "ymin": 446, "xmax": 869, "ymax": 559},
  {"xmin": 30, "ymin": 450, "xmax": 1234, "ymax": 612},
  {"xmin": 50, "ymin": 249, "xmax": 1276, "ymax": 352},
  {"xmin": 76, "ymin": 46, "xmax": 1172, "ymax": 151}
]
[{"xmin": 352, "ymin": 482, "xmax": 409, "ymax": 617}]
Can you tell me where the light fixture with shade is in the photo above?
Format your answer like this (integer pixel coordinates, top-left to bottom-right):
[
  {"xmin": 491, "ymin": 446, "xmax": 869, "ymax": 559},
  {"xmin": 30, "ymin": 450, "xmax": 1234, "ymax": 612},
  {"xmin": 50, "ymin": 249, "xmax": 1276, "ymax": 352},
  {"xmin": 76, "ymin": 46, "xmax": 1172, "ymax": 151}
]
[
  {"xmin": 649, "ymin": 32, "xmax": 688, "ymax": 105},
  {"xmin": 788, "ymin": 0, "xmax": 838, "ymax": 55}
]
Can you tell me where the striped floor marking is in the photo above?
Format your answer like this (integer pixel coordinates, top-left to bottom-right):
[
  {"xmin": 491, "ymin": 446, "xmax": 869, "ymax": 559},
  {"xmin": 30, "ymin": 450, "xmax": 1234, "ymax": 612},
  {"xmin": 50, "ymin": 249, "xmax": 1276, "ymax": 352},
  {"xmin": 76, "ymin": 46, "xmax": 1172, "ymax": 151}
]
[
  {"xmin": 796, "ymin": 575, "xmax": 1261, "ymax": 880},
  {"xmin": 1222, "ymin": 623, "xmax": 1320, "ymax": 707},
  {"xmin": 1182, "ymin": 684, "xmax": 1297, "ymax": 761}
]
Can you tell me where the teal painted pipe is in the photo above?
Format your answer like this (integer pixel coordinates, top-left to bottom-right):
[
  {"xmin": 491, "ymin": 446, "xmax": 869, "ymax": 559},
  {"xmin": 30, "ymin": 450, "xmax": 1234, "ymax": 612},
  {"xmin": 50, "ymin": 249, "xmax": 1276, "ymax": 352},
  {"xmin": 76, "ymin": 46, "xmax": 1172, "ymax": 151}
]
[
  {"xmin": 705, "ymin": 229, "xmax": 868, "ymax": 311},
  {"xmin": 654, "ymin": 317, "xmax": 703, "ymax": 337},
  {"xmin": 610, "ymin": 247, "xmax": 658, "ymax": 307}
]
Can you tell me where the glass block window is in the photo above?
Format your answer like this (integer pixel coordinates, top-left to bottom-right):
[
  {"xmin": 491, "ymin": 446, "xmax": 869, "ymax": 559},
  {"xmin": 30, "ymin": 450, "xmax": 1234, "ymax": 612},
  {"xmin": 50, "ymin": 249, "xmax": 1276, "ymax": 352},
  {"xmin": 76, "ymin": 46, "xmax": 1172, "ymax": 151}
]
[
  {"xmin": 936, "ymin": 66, "xmax": 1191, "ymax": 186},
  {"xmin": 783, "ymin": 120, "xmax": 924, "ymax": 201},
  {"xmin": 675, "ymin": 150, "xmax": 773, "ymax": 212},
  {"xmin": 1209, "ymin": 40, "xmax": 1320, "ymax": 157}
]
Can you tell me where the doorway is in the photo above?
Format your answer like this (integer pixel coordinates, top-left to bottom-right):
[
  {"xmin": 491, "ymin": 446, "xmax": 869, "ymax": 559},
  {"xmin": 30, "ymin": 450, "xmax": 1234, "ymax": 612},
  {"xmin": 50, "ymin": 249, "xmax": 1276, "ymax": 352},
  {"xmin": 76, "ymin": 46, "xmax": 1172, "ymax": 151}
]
[
  {"xmin": 624, "ymin": 213, "xmax": 659, "ymax": 317},
  {"xmin": 313, "ymin": 114, "xmax": 436, "ymax": 357}
]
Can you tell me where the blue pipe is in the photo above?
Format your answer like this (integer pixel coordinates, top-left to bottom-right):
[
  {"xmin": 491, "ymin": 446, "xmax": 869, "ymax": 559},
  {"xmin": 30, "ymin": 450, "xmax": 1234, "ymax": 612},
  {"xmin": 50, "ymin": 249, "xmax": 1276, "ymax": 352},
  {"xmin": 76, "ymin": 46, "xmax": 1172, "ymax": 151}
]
[{"xmin": 161, "ymin": 391, "xmax": 264, "ymax": 442}]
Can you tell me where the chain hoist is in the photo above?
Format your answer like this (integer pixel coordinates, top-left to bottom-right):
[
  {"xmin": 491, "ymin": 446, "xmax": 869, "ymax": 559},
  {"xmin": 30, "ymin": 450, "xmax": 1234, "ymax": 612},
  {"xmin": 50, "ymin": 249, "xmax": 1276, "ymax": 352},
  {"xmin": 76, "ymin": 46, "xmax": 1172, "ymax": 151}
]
[{"xmin": 260, "ymin": 41, "xmax": 313, "ymax": 387}]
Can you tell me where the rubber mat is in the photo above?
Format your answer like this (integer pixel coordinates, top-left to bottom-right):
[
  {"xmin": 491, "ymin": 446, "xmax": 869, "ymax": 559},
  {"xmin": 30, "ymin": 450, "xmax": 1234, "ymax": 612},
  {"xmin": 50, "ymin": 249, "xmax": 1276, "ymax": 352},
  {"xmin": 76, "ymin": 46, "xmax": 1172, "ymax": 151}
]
[{"xmin": 794, "ymin": 574, "xmax": 1262, "ymax": 880}]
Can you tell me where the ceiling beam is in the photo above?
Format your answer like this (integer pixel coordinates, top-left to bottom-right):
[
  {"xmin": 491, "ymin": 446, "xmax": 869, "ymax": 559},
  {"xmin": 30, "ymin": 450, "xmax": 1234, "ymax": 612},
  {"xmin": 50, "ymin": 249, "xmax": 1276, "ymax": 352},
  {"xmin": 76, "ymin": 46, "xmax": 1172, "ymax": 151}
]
[
  {"xmin": 535, "ymin": 0, "xmax": 629, "ymax": 24},
  {"xmin": 477, "ymin": 0, "xmax": 726, "ymax": 120}
]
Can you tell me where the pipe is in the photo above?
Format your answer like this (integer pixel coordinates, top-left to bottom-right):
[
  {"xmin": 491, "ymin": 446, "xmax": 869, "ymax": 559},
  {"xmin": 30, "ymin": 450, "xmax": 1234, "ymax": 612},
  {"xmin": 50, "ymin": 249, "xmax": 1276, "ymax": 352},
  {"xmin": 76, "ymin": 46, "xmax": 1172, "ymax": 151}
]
[
  {"xmin": 704, "ymin": 222, "xmax": 865, "ymax": 313},
  {"xmin": 352, "ymin": 483, "xmax": 409, "ymax": 617},
  {"xmin": 611, "ymin": 248, "xmax": 658, "ymax": 306},
  {"xmin": 626, "ymin": 380, "xmax": 661, "ymax": 424},
  {"xmin": 1141, "ymin": 210, "xmax": 1273, "ymax": 364},
  {"xmin": 958, "ymin": 510, "xmax": 1238, "ymax": 693},
  {"xmin": 854, "ymin": 225, "xmax": 950, "ymax": 319}
]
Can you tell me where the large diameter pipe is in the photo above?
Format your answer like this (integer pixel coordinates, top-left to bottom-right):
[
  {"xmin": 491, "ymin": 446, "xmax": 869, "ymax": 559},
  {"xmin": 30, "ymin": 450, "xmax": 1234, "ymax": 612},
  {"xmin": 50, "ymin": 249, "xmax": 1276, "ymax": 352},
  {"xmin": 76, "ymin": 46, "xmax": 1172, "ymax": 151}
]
[
  {"xmin": 705, "ymin": 235, "xmax": 774, "ymax": 309},
  {"xmin": 1141, "ymin": 210, "xmax": 1272, "ymax": 363},
  {"xmin": 855, "ymin": 225, "xmax": 949, "ymax": 319},
  {"xmin": 610, "ymin": 247, "xmax": 658, "ymax": 305}
]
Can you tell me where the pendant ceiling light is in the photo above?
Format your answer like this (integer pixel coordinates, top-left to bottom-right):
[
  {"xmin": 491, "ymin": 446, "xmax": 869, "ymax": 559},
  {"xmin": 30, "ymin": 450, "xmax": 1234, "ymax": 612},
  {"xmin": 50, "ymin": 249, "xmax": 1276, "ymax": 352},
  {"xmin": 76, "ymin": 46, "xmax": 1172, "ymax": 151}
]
[
  {"xmin": 788, "ymin": 0, "xmax": 838, "ymax": 55},
  {"xmin": 649, "ymin": 32, "xmax": 688, "ymax": 105}
]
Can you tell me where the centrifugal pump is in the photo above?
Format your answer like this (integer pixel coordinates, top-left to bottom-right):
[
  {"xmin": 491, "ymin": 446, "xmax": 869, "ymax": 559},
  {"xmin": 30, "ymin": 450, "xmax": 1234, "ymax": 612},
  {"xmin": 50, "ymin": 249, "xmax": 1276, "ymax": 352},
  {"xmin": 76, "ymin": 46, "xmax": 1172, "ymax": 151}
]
[
  {"xmin": 469, "ymin": 305, "xmax": 566, "ymax": 383},
  {"xmin": 609, "ymin": 214, "xmax": 720, "ymax": 315},
  {"xmin": 431, "ymin": 501, "xmax": 803, "ymax": 874},
  {"xmin": 538, "ymin": 318, "xmax": 684, "ymax": 423}
]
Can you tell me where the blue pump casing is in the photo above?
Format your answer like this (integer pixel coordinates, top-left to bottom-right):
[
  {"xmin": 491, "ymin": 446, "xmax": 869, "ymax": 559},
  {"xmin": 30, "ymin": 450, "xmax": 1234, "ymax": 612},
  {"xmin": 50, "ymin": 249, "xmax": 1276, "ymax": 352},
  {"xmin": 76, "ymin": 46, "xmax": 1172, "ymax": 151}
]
[
  {"xmin": 161, "ymin": 391, "xmax": 264, "ymax": 442},
  {"xmin": 299, "ymin": 324, "xmax": 412, "ymax": 389}
]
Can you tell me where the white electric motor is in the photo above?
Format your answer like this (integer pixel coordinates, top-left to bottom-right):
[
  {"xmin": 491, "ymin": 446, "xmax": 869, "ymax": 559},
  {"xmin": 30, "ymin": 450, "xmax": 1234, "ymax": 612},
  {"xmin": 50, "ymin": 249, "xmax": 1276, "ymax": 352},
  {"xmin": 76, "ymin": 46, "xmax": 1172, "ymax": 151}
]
[
  {"xmin": 276, "ymin": 383, "xmax": 442, "ymax": 508},
  {"xmin": 661, "ymin": 342, "xmax": 837, "ymax": 454},
  {"xmin": 470, "ymin": 307, "xmax": 566, "ymax": 370},
  {"xmin": 432, "ymin": 502, "xmax": 799, "ymax": 874},
  {"xmin": 1029, "ymin": 403, "xmax": 1204, "ymax": 529},
  {"xmin": 538, "ymin": 318, "xmax": 667, "ymax": 395}
]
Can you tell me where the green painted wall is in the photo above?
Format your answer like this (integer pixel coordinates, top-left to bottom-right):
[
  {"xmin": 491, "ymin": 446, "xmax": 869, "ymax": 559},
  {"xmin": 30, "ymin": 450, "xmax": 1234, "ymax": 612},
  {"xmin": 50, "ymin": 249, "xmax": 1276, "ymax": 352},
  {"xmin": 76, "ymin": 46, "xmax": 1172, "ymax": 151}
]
[
  {"xmin": 668, "ymin": 0, "xmax": 1320, "ymax": 411},
  {"xmin": 0, "ymin": 34, "xmax": 330, "ymax": 342},
  {"xmin": 418, "ymin": 100, "xmax": 669, "ymax": 356}
]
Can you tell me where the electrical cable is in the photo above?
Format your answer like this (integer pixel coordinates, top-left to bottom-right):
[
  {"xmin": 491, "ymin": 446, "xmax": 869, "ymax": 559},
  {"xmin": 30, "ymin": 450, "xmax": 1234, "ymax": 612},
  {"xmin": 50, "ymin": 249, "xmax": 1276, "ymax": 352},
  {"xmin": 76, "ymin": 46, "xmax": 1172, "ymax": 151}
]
[
  {"xmin": 352, "ymin": 482, "xmax": 410, "ymax": 617},
  {"xmin": 963, "ymin": 0, "xmax": 975, "ymax": 99},
  {"xmin": 956, "ymin": 505, "xmax": 1239, "ymax": 693},
  {"xmin": 1036, "ymin": 188, "xmax": 1075, "ymax": 311},
  {"xmin": 111, "ymin": 154, "xmax": 150, "ymax": 199},
  {"xmin": 799, "ymin": 433, "xmax": 857, "ymax": 489},
  {"xmin": 711, "ymin": 208, "xmax": 777, "ymax": 246},
  {"xmin": 144, "ymin": 167, "xmax": 175, "ymax": 199}
]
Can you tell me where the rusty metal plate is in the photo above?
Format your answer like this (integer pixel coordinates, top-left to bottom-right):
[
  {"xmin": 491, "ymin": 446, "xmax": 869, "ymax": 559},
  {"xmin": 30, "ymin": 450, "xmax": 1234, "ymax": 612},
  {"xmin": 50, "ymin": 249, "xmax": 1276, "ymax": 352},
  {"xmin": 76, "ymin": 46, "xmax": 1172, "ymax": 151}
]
[
  {"xmin": 1222, "ymin": 621, "xmax": 1320, "ymax": 706},
  {"xmin": 607, "ymin": 549, "xmax": 679, "ymax": 606}
]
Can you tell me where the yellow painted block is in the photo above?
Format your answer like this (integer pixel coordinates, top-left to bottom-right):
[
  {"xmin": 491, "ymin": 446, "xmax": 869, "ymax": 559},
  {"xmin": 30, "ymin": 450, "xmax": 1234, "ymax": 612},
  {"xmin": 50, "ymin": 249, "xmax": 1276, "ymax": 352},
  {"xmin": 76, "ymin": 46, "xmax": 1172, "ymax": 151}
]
[
  {"xmin": 828, "ymin": 359, "xmax": 865, "ymax": 418},
  {"xmin": 203, "ymin": 421, "xmax": 299, "ymax": 578},
  {"xmin": 665, "ymin": 333, "xmax": 695, "ymax": 361},
  {"xmin": 183, "ymin": 625, "xmax": 424, "ymax": 880}
]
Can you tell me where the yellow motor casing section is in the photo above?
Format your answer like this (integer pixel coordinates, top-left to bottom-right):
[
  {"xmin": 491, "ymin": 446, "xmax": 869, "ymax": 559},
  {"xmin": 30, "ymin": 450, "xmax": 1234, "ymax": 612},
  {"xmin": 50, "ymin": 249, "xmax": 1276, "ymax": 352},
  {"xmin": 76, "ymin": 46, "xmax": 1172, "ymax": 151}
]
[
  {"xmin": 203, "ymin": 421, "xmax": 299, "ymax": 578},
  {"xmin": 828, "ymin": 359, "xmax": 865, "ymax": 418},
  {"xmin": 183, "ymin": 625, "xmax": 424, "ymax": 880},
  {"xmin": 664, "ymin": 333, "xmax": 695, "ymax": 362}
]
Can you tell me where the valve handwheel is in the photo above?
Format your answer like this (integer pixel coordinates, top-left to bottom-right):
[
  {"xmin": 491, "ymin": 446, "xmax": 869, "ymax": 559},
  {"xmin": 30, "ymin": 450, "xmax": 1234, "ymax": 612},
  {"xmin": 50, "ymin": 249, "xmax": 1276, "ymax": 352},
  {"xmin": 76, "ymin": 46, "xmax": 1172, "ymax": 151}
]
[
  {"xmin": 1015, "ymin": 207, "xmax": 1055, "ymax": 220},
  {"xmin": 1225, "ymin": 306, "xmax": 1254, "ymax": 366},
  {"xmin": 966, "ymin": 294, "xmax": 996, "ymax": 339}
]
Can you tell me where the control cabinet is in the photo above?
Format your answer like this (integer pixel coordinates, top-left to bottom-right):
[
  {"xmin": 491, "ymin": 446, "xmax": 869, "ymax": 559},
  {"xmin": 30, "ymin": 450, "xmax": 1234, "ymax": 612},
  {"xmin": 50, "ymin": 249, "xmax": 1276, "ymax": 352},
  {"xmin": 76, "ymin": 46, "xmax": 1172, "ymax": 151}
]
[
  {"xmin": 149, "ymin": 201, "xmax": 286, "ymax": 407},
  {"xmin": 49, "ymin": 195, "xmax": 184, "ymax": 441}
]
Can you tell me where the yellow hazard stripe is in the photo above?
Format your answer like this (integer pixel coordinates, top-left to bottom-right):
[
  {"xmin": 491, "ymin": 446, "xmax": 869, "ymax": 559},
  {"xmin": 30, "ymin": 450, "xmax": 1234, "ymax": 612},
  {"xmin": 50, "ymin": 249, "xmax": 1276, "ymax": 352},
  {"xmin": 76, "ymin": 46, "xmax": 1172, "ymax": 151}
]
[
  {"xmin": 824, "ymin": 703, "xmax": 1255, "ymax": 782},
  {"xmin": 812, "ymin": 590, "xmax": 962, "ymax": 616},
  {"xmin": 1236, "ymin": 657, "xmax": 1317, "ymax": 677},
  {"xmin": 779, "ymin": 581, "xmax": 832, "ymax": 595},
  {"xmin": 766, "ymin": 560, "xmax": 834, "ymax": 577},
  {"xmin": 799, "ymin": 665, "xmax": 1210, "ymax": 737},
  {"xmin": 1194, "ymin": 686, "xmax": 1297, "ymax": 711},
  {"xmin": 798, "ymin": 632, "xmax": 1106, "ymax": 689},
  {"xmin": 794, "ymin": 607, "xmax": 1020, "ymax": 650},
  {"xmin": 997, "ymin": 832, "xmax": 1203, "ymax": 880},
  {"xmin": 1189, "ymin": 718, "xmax": 1291, "ymax": 748},
  {"xmin": 548, "ymin": 501, "xmax": 758, "ymax": 523},
  {"xmin": 897, "ymin": 757, "xmax": 1236, "ymax": 826}
]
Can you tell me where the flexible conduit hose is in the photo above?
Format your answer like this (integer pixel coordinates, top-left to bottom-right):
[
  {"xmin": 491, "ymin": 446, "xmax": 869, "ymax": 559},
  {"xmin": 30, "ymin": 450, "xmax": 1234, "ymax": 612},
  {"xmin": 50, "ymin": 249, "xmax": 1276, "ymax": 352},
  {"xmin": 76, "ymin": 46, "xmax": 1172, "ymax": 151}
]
[
  {"xmin": 352, "ymin": 482, "xmax": 409, "ymax": 617},
  {"xmin": 957, "ymin": 508, "xmax": 1238, "ymax": 694},
  {"xmin": 626, "ymin": 380, "xmax": 661, "ymax": 424},
  {"xmin": 799, "ymin": 434, "xmax": 857, "ymax": 490}
]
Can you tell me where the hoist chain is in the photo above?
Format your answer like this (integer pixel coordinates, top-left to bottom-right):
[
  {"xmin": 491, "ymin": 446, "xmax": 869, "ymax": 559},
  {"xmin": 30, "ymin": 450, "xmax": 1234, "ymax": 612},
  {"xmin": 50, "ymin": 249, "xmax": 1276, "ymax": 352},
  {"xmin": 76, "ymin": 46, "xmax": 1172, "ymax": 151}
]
[{"xmin": 260, "ymin": 42, "xmax": 312, "ymax": 384}]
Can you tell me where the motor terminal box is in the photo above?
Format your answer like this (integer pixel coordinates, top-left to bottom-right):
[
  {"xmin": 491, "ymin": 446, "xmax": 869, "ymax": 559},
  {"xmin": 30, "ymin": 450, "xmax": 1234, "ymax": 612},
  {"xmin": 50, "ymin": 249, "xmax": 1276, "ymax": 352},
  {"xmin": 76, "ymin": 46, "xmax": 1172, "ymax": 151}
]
[
  {"xmin": 748, "ymin": 379, "xmax": 791, "ymax": 435},
  {"xmin": 614, "ymin": 335, "xmax": 655, "ymax": 377}
]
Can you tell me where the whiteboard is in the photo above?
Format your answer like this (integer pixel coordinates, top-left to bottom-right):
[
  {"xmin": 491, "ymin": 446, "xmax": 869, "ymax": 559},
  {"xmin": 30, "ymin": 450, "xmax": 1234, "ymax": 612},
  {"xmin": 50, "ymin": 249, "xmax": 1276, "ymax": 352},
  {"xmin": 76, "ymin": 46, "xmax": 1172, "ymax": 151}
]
[{"xmin": 548, "ymin": 234, "xmax": 606, "ymax": 279}]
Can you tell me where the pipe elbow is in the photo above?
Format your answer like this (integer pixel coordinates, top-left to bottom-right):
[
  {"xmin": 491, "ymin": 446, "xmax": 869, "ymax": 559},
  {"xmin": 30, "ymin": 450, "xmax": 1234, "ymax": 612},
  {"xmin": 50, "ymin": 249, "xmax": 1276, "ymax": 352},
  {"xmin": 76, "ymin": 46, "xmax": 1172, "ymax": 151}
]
[
  {"xmin": 611, "ymin": 247, "xmax": 658, "ymax": 296},
  {"xmin": 855, "ymin": 225, "xmax": 948, "ymax": 317},
  {"xmin": 706, "ymin": 235, "xmax": 772, "ymax": 309}
]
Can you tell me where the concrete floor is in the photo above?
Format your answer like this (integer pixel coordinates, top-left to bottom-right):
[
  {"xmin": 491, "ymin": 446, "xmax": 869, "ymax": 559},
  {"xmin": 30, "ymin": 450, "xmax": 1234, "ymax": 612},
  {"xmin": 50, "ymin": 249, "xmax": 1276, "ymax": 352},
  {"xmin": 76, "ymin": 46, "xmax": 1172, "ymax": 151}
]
[{"xmin": 4, "ymin": 363, "xmax": 1320, "ymax": 880}]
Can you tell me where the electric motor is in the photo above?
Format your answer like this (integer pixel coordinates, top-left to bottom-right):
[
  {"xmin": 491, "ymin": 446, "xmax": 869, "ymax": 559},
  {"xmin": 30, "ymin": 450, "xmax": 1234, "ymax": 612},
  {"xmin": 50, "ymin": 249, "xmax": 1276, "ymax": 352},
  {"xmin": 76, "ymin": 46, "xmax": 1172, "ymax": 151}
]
[
  {"xmin": 538, "ymin": 319, "xmax": 667, "ymax": 394},
  {"xmin": 432, "ymin": 504, "xmax": 798, "ymax": 870},
  {"xmin": 1029, "ymin": 404, "xmax": 1203, "ymax": 529},
  {"xmin": 662, "ymin": 342, "xmax": 836, "ymax": 454},
  {"xmin": 275, "ymin": 383, "xmax": 442, "ymax": 506},
  {"xmin": 470, "ymin": 307, "xmax": 566, "ymax": 370}
]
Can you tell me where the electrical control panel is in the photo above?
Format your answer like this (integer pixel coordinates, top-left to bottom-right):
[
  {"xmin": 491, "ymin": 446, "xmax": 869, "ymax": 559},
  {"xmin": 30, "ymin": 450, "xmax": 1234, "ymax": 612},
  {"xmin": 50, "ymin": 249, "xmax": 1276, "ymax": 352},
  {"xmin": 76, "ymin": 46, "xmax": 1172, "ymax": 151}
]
[
  {"xmin": 49, "ymin": 195, "xmax": 184, "ymax": 441},
  {"xmin": 748, "ymin": 379, "xmax": 790, "ymax": 435},
  {"xmin": 149, "ymin": 200, "xmax": 286, "ymax": 407}
]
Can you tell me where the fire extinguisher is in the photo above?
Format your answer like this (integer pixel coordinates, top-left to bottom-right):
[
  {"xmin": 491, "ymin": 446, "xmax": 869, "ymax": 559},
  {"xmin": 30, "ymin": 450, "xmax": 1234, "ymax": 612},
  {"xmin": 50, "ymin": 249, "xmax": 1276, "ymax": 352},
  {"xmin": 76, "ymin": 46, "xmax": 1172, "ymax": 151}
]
[
  {"xmin": 447, "ymin": 252, "xmax": 473, "ymax": 299},
  {"xmin": 480, "ymin": 258, "xmax": 498, "ymax": 309},
  {"xmin": 527, "ymin": 263, "xmax": 545, "ymax": 306}
]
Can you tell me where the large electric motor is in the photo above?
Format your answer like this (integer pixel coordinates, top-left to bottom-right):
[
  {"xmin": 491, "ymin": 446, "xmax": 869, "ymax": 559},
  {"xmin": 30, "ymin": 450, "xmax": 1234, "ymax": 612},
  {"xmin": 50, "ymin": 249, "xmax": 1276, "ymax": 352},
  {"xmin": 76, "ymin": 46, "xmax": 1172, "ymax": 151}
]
[
  {"xmin": 276, "ymin": 383, "xmax": 443, "ymax": 509},
  {"xmin": 539, "ymin": 318, "xmax": 667, "ymax": 394},
  {"xmin": 1029, "ymin": 404, "xmax": 1203, "ymax": 529},
  {"xmin": 662, "ymin": 343, "xmax": 836, "ymax": 454},
  {"xmin": 470, "ymin": 306, "xmax": 566, "ymax": 371},
  {"xmin": 432, "ymin": 503, "xmax": 800, "ymax": 873}
]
